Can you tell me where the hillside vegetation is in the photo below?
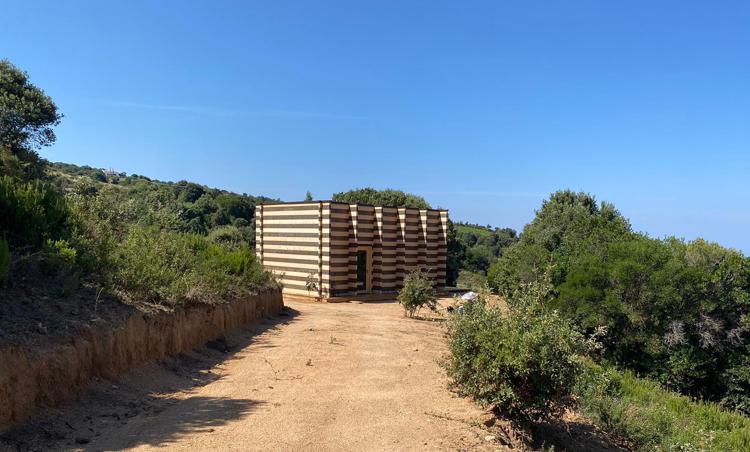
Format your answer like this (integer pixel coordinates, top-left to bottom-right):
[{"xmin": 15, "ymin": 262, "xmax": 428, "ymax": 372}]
[
  {"xmin": 0, "ymin": 60, "xmax": 276, "ymax": 320},
  {"xmin": 49, "ymin": 162, "xmax": 276, "ymax": 248}
]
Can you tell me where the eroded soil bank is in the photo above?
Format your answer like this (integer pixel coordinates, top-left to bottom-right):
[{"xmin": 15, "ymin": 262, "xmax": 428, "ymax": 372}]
[{"xmin": 0, "ymin": 289, "xmax": 283, "ymax": 432}]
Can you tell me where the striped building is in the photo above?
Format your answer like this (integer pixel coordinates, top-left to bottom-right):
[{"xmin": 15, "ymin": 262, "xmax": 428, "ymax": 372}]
[{"xmin": 255, "ymin": 201, "xmax": 449, "ymax": 299}]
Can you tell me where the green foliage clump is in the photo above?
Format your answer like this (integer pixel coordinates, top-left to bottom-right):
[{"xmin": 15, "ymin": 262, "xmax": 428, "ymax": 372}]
[
  {"xmin": 0, "ymin": 59, "xmax": 62, "ymax": 180},
  {"xmin": 46, "ymin": 239, "xmax": 77, "ymax": 265},
  {"xmin": 63, "ymin": 188, "xmax": 276, "ymax": 305},
  {"xmin": 59, "ymin": 172, "xmax": 278, "ymax": 305},
  {"xmin": 0, "ymin": 175, "xmax": 69, "ymax": 248},
  {"xmin": 397, "ymin": 268, "xmax": 438, "ymax": 317},
  {"xmin": 488, "ymin": 189, "xmax": 750, "ymax": 413},
  {"xmin": 332, "ymin": 187, "xmax": 432, "ymax": 209},
  {"xmin": 446, "ymin": 279, "xmax": 587, "ymax": 420},
  {"xmin": 114, "ymin": 225, "xmax": 272, "ymax": 304},
  {"xmin": 488, "ymin": 190, "xmax": 630, "ymax": 297},
  {"xmin": 207, "ymin": 225, "xmax": 250, "ymax": 249},
  {"xmin": 577, "ymin": 363, "xmax": 750, "ymax": 451}
]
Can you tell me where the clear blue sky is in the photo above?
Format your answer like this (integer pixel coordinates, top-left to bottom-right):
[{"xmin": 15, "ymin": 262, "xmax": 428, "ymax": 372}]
[{"xmin": 3, "ymin": 1, "xmax": 749, "ymax": 252}]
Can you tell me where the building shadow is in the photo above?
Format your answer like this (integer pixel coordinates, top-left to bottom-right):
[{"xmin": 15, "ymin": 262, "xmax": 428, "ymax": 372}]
[
  {"xmin": 0, "ymin": 306, "xmax": 300, "ymax": 451},
  {"xmin": 160, "ymin": 305, "xmax": 302, "ymax": 390},
  {"xmin": 91, "ymin": 396, "xmax": 265, "ymax": 450}
]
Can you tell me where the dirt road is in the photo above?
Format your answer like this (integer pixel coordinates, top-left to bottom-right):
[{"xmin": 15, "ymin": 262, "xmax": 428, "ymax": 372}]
[{"xmin": 3, "ymin": 300, "xmax": 500, "ymax": 451}]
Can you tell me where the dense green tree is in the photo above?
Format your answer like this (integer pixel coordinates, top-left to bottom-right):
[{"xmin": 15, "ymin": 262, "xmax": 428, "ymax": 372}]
[
  {"xmin": 489, "ymin": 190, "xmax": 750, "ymax": 412},
  {"xmin": 174, "ymin": 181, "xmax": 205, "ymax": 203},
  {"xmin": 332, "ymin": 187, "xmax": 431, "ymax": 209},
  {"xmin": 488, "ymin": 190, "xmax": 631, "ymax": 296},
  {"xmin": 0, "ymin": 60, "xmax": 62, "ymax": 180}
]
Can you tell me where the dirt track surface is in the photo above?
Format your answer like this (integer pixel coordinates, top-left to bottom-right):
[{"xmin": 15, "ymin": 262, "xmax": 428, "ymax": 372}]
[{"xmin": 2, "ymin": 300, "xmax": 502, "ymax": 451}]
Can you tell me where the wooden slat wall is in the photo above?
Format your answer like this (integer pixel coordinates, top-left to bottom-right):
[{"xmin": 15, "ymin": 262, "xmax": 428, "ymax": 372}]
[
  {"xmin": 424, "ymin": 209, "xmax": 440, "ymax": 281},
  {"xmin": 257, "ymin": 201, "xmax": 449, "ymax": 298},
  {"xmin": 399, "ymin": 208, "xmax": 420, "ymax": 282},
  {"xmin": 374, "ymin": 207, "xmax": 399, "ymax": 291},
  {"xmin": 255, "ymin": 202, "xmax": 330, "ymax": 297},
  {"xmin": 436, "ymin": 210, "xmax": 448, "ymax": 285},
  {"xmin": 328, "ymin": 202, "xmax": 352, "ymax": 296}
]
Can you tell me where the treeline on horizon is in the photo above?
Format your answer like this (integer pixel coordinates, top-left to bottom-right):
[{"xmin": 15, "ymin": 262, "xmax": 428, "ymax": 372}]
[{"xmin": 49, "ymin": 161, "xmax": 278, "ymax": 247}]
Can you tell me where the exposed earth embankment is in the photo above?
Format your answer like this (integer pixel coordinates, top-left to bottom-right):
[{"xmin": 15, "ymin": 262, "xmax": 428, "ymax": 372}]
[{"xmin": 0, "ymin": 289, "xmax": 283, "ymax": 432}]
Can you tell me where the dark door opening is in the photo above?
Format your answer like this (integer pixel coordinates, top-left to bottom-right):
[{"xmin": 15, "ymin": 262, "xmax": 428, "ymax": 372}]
[{"xmin": 356, "ymin": 250, "xmax": 367, "ymax": 292}]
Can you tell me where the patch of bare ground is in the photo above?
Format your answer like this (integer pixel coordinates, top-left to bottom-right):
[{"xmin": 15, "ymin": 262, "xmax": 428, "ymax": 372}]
[{"xmin": 2, "ymin": 298, "xmax": 624, "ymax": 451}]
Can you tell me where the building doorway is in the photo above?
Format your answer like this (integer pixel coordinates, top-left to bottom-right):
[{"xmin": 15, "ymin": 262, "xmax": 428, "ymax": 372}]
[{"xmin": 356, "ymin": 246, "xmax": 372, "ymax": 293}]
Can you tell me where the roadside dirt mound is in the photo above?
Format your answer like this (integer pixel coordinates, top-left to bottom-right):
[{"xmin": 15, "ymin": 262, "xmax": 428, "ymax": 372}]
[{"xmin": 0, "ymin": 288, "xmax": 283, "ymax": 432}]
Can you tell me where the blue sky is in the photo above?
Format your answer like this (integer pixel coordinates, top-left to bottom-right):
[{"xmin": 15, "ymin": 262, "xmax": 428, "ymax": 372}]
[{"xmin": 3, "ymin": 1, "xmax": 749, "ymax": 252}]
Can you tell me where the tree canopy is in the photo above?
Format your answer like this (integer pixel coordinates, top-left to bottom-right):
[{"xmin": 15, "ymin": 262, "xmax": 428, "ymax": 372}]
[
  {"xmin": 0, "ymin": 60, "xmax": 62, "ymax": 180},
  {"xmin": 332, "ymin": 187, "xmax": 431, "ymax": 209}
]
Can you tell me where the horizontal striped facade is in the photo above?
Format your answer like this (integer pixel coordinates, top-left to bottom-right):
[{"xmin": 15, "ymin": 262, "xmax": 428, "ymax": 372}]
[{"xmin": 256, "ymin": 201, "xmax": 448, "ymax": 298}]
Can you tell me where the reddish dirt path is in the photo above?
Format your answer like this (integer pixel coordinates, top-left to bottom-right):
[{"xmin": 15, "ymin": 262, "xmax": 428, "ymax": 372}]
[{"xmin": 3, "ymin": 300, "xmax": 501, "ymax": 451}]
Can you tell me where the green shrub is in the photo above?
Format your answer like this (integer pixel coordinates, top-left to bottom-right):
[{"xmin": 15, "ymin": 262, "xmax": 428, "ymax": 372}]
[
  {"xmin": 66, "ymin": 192, "xmax": 124, "ymax": 286},
  {"xmin": 189, "ymin": 237, "xmax": 270, "ymax": 301},
  {"xmin": 37, "ymin": 239, "xmax": 78, "ymax": 279},
  {"xmin": 446, "ymin": 280, "xmax": 587, "ymax": 420},
  {"xmin": 0, "ymin": 236, "xmax": 10, "ymax": 282},
  {"xmin": 0, "ymin": 175, "xmax": 69, "ymax": 248},
  {"xmin": 207, "ymin": 225, "xmax": 248, "ymax": 249},
  {"xmin": 397, "ymin": 268, "xmax": 438, "ymax": 317},
  {"xmin": 577, "ymin": 362, "xmax": 750, "ymax": 451},
  {"xmin": 114, "ymin": 225, "xmax": 272, "ymax": 305},
  {"xmin": 46, "ymin": 239, "xmax": 77, "ymax": 264}
]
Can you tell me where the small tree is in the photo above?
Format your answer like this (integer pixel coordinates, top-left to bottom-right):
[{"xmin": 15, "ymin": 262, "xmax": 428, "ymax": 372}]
[
  {"xmin": 304, "ymin": 190, "xmax": 313, "ymax": 201},
  {"xmin": 397, "ymin": 268, "xmax": 438, "ymax": 317},
  {"xmin": 305, "ymin": 271, "xmax": 318, "ymax": 296}
]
